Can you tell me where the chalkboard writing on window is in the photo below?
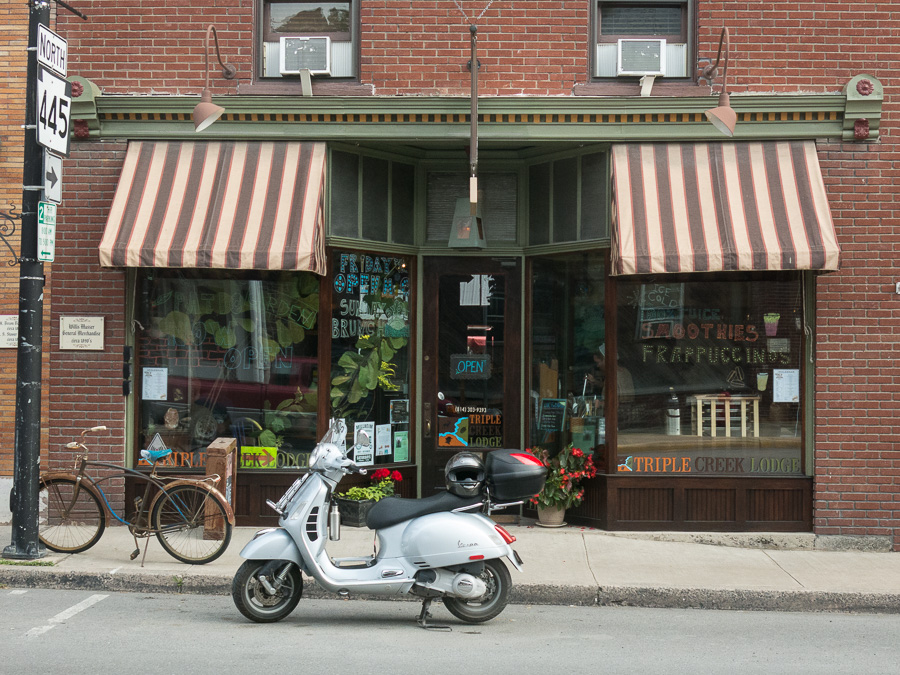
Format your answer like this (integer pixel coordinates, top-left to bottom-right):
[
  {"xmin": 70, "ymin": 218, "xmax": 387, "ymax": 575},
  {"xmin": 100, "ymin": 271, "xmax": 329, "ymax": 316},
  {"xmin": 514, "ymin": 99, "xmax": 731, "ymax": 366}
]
[
  {"xmin": 538, "ymin": 398, "xmax": 567, "ymax": 431},
  {"xmin": 637, "ymin": 282, "xmax": 684, "ymax": 339}
]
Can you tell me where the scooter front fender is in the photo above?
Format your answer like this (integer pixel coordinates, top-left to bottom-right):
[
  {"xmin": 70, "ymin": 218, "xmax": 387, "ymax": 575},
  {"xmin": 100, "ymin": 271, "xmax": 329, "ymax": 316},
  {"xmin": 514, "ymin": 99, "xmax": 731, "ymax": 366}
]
[{"xmin": 239, "ymin": 528, "xmax": 304, "ymax": 568}]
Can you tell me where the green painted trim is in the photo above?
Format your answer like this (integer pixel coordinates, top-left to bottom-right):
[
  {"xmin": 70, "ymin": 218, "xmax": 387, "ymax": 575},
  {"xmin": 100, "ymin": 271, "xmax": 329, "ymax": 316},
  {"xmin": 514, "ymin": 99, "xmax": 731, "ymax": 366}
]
[
  {"xmin": 76, "ymin": 87, "xmax": 869, "ymax": 145},
  {"xmin": 842, "ymin": 74, "xmax": 883, "ymax": 141},
  {"xmin": 803, "ymin": 272, "xmax": 817, "ymax": 477}
]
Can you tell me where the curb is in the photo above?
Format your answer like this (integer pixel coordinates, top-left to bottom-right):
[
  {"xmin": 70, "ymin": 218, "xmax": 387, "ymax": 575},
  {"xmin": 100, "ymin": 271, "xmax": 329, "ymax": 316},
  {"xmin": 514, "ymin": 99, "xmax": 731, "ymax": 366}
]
[
  {"xmin": 596, "ymin": 586, "xmax": 900, "ymax": 614},
  {"xmin": 3, "ymin": 568, "xmax": 899, "ymax": 614}
]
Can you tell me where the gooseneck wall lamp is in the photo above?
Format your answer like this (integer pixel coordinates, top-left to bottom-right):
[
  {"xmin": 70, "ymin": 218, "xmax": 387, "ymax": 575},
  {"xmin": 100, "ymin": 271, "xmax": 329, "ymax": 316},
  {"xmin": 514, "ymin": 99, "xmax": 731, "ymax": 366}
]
[
  {"xmin": 193, "ymin": 25, "xmax": 237, "ymax": 132},
  {"xmin": 702, "ymin": 27, "xmax": 737, "ymax": 137}
]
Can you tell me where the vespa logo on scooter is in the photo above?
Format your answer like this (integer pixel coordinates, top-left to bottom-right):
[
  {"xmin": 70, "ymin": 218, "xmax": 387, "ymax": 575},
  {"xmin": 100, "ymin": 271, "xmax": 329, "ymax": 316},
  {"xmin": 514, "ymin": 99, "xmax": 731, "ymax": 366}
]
[{"xmin": 458, "ymin": 540, "xmax": 479, "ymax": 548}]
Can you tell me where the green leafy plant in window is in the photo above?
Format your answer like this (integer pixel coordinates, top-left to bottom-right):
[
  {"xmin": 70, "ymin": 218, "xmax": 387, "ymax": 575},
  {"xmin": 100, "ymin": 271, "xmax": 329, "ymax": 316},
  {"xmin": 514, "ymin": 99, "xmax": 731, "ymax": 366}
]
[
  {"xmin": 257, "ymin": 386, "xmax": 317, "ymax": 448},
  {"xmin": 330, "ymin": 296, "xmax": 408, "ymax": 419}
]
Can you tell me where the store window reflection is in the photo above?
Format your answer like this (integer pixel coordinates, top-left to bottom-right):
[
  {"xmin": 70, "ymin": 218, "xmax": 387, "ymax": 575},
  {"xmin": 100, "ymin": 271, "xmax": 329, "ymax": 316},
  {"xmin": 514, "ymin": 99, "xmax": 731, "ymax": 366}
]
[
  {"xmin": 329, "ymin": 250, "xmax": 412, "ymax": 465},
  {"xmin": 615, "ymin": 276, "xmax": 804, "ymax": 476},
  {"xmin": 530, "ymin": 253, "xmax": 607, "ymax": 468},
  {"xmin": 137, "ymin": 270, "xmax": 320, "ymax": 472}
]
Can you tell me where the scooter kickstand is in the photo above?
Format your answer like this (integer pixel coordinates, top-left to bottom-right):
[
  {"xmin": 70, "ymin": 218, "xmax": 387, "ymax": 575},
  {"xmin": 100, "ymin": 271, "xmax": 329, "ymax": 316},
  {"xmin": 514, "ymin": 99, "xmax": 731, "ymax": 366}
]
[{"xmin": 416, "ymin": 598, "xmax": 451, "ymax": 632}]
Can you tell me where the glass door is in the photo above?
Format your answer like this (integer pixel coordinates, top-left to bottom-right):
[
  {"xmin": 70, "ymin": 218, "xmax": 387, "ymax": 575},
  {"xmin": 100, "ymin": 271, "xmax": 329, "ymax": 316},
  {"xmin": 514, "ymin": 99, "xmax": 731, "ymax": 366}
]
[{"xmin": 421, "ymin": 257, "xmax": 521, "ymax": 492}]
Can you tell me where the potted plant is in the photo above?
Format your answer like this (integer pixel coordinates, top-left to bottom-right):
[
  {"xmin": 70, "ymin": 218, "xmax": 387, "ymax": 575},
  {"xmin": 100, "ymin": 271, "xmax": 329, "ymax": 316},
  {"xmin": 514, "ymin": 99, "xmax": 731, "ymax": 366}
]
[
  {"xmin": 527, "ymin": 445, "xmax": 597, "ymax": 527},
  {"xmin": 334, "ymin": 468, "xmax": 403, "ymax": 527}
]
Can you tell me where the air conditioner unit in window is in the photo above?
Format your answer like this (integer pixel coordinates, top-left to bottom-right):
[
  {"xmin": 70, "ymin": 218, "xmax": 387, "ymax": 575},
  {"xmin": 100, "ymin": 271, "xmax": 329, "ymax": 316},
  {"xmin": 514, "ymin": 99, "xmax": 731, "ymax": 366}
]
[
  {"xmin": 616, "ymin": 38, "xmax": 666, "ymax": 76},
  {"xmin": 279, "ymin": 36, "xmax": 331, "ymax": 76}
]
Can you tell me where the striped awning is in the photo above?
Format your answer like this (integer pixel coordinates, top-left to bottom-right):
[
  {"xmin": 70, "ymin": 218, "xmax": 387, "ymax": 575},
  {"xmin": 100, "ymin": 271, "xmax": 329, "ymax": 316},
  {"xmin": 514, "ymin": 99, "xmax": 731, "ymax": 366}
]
[
  {"xmin": 611, "ymin": 141, "xmax": 840, "ymax": 275},
  {"xmin": 98, "ymin": 141, "xmax": 327, "ymax": 272}
]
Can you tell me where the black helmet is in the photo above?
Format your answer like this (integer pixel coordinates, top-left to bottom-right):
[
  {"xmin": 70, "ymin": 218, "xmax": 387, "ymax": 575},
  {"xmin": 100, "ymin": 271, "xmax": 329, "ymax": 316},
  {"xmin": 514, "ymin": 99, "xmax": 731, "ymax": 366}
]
[{"xmin": 445, "ymin": 451, "xmax": 485, "ymax": 498}]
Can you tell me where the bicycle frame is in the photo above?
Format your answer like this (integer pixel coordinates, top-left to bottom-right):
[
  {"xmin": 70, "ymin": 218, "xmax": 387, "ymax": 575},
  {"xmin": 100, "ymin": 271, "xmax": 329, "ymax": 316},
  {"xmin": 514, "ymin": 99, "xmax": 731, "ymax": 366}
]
[
  {"xmin": 44, "ymin": 457, "xmax": 233, "ymax": 532},
  {"xmin": 39, "ymin": 427, "xmax": 236, "ymax": 565}
]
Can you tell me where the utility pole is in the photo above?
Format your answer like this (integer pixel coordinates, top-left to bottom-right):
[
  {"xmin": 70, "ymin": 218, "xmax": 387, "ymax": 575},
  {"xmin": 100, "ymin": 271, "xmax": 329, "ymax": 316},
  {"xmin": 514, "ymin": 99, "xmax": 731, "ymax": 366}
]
[{"xmin": 3, "ymin": 0, "xmax": 85, "ymax": 560}]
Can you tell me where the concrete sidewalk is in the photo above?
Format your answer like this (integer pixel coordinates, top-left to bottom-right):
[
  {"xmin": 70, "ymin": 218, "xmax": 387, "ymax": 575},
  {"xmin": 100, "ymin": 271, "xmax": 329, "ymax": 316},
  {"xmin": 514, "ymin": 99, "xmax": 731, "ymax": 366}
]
[{"xmin": 2, "ymin": 523, "xmax": 899, "ymax": 613}]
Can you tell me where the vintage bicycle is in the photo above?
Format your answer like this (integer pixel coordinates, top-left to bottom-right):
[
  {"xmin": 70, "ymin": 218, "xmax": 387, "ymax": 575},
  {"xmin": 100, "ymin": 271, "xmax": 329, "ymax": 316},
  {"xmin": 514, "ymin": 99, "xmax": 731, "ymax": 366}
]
[{"xmin": 38, "ymin": 426, "xmax": 234, "ymax": 565}]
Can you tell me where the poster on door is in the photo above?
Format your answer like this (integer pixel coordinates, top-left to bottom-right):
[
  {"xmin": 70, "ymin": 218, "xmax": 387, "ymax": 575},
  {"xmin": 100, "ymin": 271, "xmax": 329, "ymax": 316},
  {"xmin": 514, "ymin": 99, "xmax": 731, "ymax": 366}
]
[{"xmin": 354, "ymin": 421, "xmax": 375, "ymax": 466}]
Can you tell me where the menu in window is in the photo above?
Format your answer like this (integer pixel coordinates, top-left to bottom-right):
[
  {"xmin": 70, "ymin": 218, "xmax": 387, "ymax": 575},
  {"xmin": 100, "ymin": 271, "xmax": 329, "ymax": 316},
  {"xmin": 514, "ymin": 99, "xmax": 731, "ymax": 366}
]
[
  {"xmin": 538, "ymin": 398, "xmax": 566, "ymax": 431},
  {"xmin": 142, "ymin": 367, "xmax": 167, "ymax": 401},
  {"xmin": 376, "ymin": 423, "xmax": 391, "ymax": 456},
  {"xmin": 773, "ymin": 369, "xmax": 800, "ymax": 403}
]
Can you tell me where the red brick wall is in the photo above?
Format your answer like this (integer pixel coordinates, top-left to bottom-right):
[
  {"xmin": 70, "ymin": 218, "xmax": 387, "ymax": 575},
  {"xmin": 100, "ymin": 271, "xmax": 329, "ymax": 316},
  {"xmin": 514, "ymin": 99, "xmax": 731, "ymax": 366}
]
[
  {"xmin": 815, "ymin": 135, "xmax": 900, "ymax": 549},
  {"xmin": 361, "ymin": 1, "xmax": 589, "ymax": 95},
  {"xmin": 59, "ymin": 1, "xmax": 249, "ymax": 96},
  {"xmin": 49, "ymin": 141, "xmax": 129, "ymax": 512}
]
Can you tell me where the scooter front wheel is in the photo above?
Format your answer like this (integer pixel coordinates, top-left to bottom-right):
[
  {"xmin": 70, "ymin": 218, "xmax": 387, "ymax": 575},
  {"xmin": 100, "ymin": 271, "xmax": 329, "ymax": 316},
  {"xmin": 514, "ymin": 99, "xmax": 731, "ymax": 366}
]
[
  {"xmin": 232, "ymin": 559, "xmax": 303, "ymax": 623},
  {"xmin": 442, "ymin": 558, "xmax": 511, "ymax": 624}
]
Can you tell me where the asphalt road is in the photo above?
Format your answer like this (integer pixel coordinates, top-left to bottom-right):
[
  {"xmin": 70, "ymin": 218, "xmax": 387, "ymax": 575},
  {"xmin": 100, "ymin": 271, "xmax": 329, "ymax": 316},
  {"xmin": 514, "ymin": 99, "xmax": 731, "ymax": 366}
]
[{"xmin": 3, "ymin": 588, "xmax": 900, "ymax": 674}]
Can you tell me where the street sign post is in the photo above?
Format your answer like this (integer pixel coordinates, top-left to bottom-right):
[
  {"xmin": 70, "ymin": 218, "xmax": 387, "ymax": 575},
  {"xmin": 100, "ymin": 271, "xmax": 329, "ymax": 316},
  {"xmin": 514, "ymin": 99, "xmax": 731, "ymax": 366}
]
[
  {"xmin": 37, "ymin": 201, "xmax": 56, "ymax": 262},
  {"xmin": 36, "ymin": 66, "xmax": 71, "ymax": 157},
  {"xmin": 43, "ymin": 150, "xmax": 62, "ymax": 204}
]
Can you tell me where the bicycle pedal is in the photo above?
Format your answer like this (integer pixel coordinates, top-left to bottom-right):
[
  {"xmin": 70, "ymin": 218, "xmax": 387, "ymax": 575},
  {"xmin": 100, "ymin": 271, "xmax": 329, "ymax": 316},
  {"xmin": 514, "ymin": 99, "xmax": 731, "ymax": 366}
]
[{"xmin": 130, "ymin": 549, "xmax": 140, "ymax": 560}]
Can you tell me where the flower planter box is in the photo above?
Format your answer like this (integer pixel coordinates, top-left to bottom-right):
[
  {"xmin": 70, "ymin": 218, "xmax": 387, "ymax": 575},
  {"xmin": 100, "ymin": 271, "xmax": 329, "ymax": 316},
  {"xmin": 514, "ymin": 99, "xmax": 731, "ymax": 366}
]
[{"xmin": 334, "ymin": 497, "xmax": 376, "ymax": 528}]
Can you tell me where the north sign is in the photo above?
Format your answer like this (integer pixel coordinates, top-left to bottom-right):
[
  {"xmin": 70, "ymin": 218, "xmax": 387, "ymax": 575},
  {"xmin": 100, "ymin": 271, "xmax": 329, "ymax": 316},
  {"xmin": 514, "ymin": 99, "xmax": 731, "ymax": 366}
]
[{"xmin": 37, "ymin": 25, "xmax": 67, "ymax": 77}]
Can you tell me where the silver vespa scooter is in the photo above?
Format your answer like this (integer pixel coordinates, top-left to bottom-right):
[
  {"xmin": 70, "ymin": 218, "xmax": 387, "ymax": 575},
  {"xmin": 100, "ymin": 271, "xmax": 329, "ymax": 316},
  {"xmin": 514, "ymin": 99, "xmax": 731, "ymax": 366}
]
[{"xmin": 231, "ymin": 419, "xmax": 546, "ymax": 627}]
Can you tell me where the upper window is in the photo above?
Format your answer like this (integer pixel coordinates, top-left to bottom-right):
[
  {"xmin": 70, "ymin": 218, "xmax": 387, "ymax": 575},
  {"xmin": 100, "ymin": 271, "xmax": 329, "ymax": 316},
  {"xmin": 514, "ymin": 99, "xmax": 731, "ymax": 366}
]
[
  {"xmin": 261, "ymin": 1, "xmax": 357, "ymax": 79},
  {"xmin": 594, "ymin": 2, "xmax": 691, "ymax": 78}
]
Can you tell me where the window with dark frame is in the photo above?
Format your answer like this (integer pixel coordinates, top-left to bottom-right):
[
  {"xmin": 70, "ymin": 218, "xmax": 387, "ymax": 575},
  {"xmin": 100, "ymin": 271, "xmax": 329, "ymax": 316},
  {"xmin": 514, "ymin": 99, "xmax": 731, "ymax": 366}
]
[
  {"xmin": 594, "ymin": 1, "xmax": 691, "ymax": 78},
  {"xmin": 260, "ymin": 1, "xmax": 356, "ymax": 79}
]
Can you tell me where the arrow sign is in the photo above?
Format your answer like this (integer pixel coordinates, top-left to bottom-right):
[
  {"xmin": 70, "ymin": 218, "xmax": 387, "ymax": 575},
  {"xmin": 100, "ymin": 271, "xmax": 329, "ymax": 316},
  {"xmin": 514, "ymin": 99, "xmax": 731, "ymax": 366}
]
[{"xmin": 43, "ymin": 151, "xmax": 63, "ymax": 204}]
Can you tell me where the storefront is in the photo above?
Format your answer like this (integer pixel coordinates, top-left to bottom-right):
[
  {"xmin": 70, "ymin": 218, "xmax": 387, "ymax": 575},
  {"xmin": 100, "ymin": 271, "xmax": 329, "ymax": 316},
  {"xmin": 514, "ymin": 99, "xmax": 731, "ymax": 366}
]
[{"xmin": 56, "ymin": 80, "xmax": 872, "ymax": 529}]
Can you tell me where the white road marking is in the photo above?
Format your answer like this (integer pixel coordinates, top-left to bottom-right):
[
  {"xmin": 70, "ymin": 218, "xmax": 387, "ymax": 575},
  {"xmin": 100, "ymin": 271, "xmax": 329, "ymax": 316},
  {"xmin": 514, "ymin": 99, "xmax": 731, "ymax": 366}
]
[
  {"xmin": 26, "ymin": 594, "xmax": 108, "ymax": 637},
  {"xmin": 10, "ymin": 590, "xmax": 28, "ymax": 595}
]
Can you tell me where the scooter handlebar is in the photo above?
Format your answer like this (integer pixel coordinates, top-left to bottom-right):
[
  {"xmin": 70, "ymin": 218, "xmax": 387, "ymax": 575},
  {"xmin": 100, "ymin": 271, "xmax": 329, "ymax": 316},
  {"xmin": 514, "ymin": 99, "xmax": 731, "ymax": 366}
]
[{"xmin": 340, "ymin": 457, "xmax": 367, "ymax": 475}]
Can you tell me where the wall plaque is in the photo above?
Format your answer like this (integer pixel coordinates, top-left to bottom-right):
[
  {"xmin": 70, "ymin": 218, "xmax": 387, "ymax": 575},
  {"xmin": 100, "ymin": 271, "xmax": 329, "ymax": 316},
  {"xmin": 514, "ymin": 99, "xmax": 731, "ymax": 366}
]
[{"xmin": 59, "ymin": 316, "xmax": 104, "ymax": 350}]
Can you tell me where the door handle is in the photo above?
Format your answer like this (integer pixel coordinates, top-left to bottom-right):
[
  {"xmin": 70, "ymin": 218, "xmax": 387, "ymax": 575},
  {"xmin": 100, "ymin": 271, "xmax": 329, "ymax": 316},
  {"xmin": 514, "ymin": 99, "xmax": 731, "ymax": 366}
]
[{"xmin": 423, "ymin": 402, "xmax": 432, "ymax": 438}]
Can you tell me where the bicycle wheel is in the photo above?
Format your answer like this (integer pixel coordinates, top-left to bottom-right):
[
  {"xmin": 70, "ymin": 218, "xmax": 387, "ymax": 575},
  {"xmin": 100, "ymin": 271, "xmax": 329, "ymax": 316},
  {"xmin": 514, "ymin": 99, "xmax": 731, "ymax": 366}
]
[
  {"xmin": 152, "ymin": 484, "xmax": 232, "ymax": 564},
  {"xmin": 39, "ymin": 477, "xmax": 106, "ymax": 553}
]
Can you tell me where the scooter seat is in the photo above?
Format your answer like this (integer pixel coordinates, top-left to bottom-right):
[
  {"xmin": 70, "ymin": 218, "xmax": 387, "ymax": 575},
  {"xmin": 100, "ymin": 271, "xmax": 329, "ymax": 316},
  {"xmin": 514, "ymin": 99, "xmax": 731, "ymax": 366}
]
[{"xmin": 365, "ymin": 491, "xmax": 482, "ymax": 530}]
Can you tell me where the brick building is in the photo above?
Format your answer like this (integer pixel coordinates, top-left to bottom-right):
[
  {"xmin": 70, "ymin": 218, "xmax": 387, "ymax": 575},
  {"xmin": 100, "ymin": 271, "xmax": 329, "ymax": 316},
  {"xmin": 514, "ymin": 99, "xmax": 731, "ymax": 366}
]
[{"xmin": 2, "ymin": 1, "xmax": 897, "ymax": 550}]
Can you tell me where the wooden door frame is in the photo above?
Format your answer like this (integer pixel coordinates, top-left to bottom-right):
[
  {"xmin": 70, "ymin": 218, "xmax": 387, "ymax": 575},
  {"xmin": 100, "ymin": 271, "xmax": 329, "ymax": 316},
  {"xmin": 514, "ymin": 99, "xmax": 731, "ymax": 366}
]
[{"xmin": 421, "ymin": 256, "xmax": 522, "ymax": 492}]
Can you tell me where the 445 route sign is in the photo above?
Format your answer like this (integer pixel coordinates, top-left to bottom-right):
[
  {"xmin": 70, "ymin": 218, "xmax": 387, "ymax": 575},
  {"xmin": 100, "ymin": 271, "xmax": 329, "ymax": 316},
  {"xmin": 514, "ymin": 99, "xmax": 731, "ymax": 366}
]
[
  {"xmin": 36, "ymin": 66, "xmax": 72, "ymax": 157},
  {"xmin": 37, "ymin": 201, "xmax": 57, "ymax": 263}
]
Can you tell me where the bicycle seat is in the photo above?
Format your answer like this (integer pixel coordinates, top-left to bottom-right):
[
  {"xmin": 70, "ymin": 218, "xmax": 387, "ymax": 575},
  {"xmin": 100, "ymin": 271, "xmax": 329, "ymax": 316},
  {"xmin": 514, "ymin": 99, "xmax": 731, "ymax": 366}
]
[{"xmin": 140, "ymin": 448, "xmax": 173, "ymax": 464}]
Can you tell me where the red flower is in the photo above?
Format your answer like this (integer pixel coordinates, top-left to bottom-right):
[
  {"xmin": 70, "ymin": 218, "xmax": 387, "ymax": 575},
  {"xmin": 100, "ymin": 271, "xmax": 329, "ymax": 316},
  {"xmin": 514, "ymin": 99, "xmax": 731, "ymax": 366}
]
[
  {"xmin": 391, "ymin": 470, "xmax": 403, "ymax": 482},
  {"xmin": 571, "ymin": 448, "xmax": 584, "ymax": 458},
  {"xmin": 371, "ymin": 468, "xmax": 391, "ymax": 481}
]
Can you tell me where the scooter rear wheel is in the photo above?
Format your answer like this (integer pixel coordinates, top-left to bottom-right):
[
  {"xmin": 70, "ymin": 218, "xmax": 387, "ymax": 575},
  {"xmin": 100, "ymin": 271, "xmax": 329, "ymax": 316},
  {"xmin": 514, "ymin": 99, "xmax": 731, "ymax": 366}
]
[
  {"xmin": 442, "ymin": 558, "xmax": 511, "ymax": 624},
  {"xmin": 232, "ymin": 559, "xmax": 303, "ymax": 623}
]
